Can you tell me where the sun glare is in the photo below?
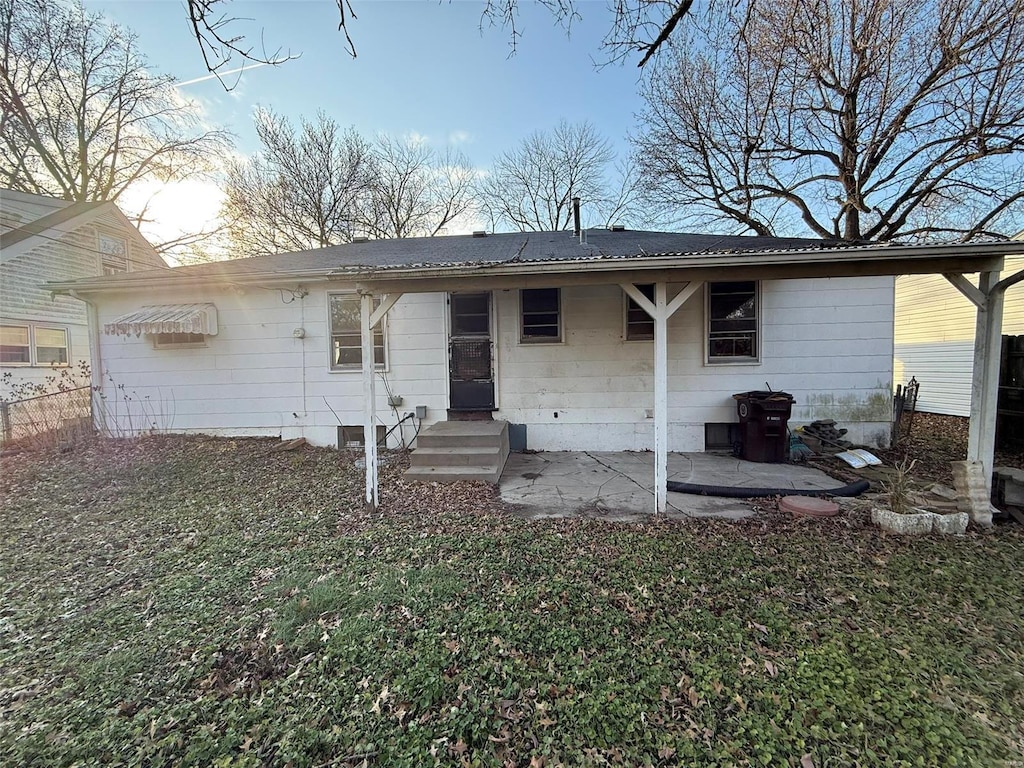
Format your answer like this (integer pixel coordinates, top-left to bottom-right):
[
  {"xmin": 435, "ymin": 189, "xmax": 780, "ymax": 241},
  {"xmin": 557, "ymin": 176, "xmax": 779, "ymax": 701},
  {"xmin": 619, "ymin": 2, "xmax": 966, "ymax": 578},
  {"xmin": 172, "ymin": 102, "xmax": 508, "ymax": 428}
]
[{"xmin": 120, "ymin": 179, "xmax": 226, "ymax": 266}]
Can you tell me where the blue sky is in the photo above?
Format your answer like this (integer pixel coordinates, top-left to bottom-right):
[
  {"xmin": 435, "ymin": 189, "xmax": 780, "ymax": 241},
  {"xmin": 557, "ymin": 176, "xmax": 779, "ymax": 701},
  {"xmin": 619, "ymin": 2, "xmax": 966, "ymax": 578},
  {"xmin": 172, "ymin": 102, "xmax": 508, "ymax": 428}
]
[{"xmin": 86, "ymin": 0, "xmax": 648, "ymax": 169}]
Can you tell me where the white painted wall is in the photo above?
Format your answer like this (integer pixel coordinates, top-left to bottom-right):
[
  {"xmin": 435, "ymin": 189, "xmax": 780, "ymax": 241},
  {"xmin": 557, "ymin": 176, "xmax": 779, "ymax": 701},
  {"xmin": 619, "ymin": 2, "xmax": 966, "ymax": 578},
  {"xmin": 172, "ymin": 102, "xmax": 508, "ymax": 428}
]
[
  {"xmin": 94, "ymin": 283, "xmax": 449, "ymax": 447},
  {"xmin": 92, "ymin": 275, "xmax": 894, "ymax": 450},
  {"xmin": 894, "ymin": 257, "xmax": 1024, "ymax": 416},
  {"xmin": 494, "ymin": 277, "xmax": 894, "ymax": 451}
]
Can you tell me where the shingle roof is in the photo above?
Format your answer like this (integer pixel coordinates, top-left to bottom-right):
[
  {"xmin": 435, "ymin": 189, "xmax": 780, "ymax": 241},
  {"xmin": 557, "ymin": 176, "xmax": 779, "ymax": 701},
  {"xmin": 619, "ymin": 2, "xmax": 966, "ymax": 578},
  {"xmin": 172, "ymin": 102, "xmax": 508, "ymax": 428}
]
[{"xmin": 74, "ymin": 229, "xmax": 839, "ymax": 285}]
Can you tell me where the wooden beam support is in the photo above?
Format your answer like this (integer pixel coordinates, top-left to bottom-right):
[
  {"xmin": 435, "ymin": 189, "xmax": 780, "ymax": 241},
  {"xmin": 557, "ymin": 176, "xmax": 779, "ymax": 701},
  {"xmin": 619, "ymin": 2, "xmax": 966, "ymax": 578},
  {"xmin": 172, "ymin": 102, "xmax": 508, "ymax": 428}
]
[
  {"xmin": 619, "ymin": 282, "xmax": 656, "ymax": 317},
  {"xmin": 619, "ymin": 281, "xmax": 702, "ymax": 515},
  {"xmin": 967, "ymin": 271, "xmax": 1003, "ymax": 512},
  {"xmin": 358, "ymin": 292, "xmax": 403, "ymax": 510},
  {"xmin": 369, "ymin": 292, "xmax": 401, "ymax": 329},
  {"xmin": 943, "ymin": 273, "xmax": 985, "ymax": 309},
  {"xmin": 666, "ymin": 281, "xmax": 703, "ymax": 317}
]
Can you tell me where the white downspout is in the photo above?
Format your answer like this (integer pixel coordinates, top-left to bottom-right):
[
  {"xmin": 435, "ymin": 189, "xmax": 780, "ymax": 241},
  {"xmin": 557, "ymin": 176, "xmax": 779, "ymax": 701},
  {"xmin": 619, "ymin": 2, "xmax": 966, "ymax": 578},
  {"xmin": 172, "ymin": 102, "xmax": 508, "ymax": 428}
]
[{"xmin": 67, "ymin": 289, "xmax": 103, "ymax": 433}]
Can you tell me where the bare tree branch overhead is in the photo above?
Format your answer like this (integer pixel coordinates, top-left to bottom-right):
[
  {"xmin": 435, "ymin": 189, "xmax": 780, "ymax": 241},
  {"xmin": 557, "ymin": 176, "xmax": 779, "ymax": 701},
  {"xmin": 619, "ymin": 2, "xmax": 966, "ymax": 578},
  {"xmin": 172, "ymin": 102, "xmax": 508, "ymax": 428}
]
[
  {"xmin": 222, "ymin": 109, "xmax": 374, "ymax": 256},
  {"xmin": 0, "ymin": 0, "xmax": 230, "ymax": 251},
  {"xmin": 360, "ymin": 137, "xmax": 476, "ymax": 240},
  {"xmin": 183, "ymin": 0, "xmax": 696, "ymax": 79},
  {"xmin": 477, "ymin": 120, "xmax": 659, "ymax": 232},
  {"xmin": 223, "ymin": 110, "xmax": 476, "ymax": 256},
  {"xmin": 633, "ymin": 0, "xmax": 1024, "ymax": 242}
]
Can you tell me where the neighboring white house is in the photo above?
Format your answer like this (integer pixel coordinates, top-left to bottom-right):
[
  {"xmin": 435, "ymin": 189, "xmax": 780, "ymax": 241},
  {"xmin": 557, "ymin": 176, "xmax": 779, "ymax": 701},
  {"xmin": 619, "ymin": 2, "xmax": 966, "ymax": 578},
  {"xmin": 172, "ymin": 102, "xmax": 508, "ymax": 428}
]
[
  {"xmin": 0, "ymin": 189, "xmax": 164, "ymax": 395},
  {"xmin": 893, "ymin": 232, "xmax": 1024, "ymax": 416},
  {"xmin": 48, "ymin": 229, "xmax": 1019, "ymax": 459}
]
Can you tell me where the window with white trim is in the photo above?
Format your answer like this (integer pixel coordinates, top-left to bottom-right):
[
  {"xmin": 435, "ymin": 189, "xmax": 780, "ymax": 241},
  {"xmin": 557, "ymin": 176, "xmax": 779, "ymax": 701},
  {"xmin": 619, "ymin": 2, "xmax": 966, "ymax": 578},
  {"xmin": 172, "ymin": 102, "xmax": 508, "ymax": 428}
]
[
  {"xmin": 98, "ymin": 233, "xmax": 128, "ymax": 274},
  {"xmin": 329, "ymin": 294, "xmax": 385, "ymax": 370},
  {"xmin": 624, "ymin": 284, "xmax": 655, "ymax": 340},
  {"xmin": 1, "ymin": 325, "xmax": 30, "ymax": 364},
  {"xmin": 707, "ymin": 281, "xmax": 758, "ymax": 361},
  {"xmin": 520, "ymin": 288, "xmax": 561, "ymax": 342},
  {"xmin": 0, "ymin": 324, "xmax": 68, "ymax": 366}
]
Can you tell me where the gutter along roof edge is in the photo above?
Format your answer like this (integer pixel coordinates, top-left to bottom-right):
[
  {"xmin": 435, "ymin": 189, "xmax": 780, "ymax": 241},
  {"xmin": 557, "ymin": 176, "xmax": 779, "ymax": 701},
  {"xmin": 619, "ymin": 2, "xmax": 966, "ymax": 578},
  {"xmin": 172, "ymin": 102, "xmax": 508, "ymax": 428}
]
[{"xmin": 47, "ymin": 239, "xmax": 1024, "ymax": 295}]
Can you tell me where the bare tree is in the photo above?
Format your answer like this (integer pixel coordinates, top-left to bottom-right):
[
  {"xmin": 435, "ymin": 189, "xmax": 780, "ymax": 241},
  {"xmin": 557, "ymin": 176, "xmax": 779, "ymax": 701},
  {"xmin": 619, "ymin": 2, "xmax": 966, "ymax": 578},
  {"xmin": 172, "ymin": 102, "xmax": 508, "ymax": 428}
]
[
  {"xmin": 184, "ymin": 0, "xmax": 696, "ymax": 77},
  {"xmin": 223, "ymin": 111, "xmax": 475, "ymax": 255},
  {"xmin": 477, "ymin": 120, "xmax": 651, "ymax": 232},
  {"xmin": 222, "ymin": 109, "xmax": 375, "ymax": 256},
  {"xmin": 0, "ymin": 0, "xmax": 228, "ymax": 205},
  {"xmin": 360, "ymin": 137, "xmax": 476, "ymax": 239},
  {"xmin": 634, "ymin": 0, "xmax": 1024, "ymax": 241}
]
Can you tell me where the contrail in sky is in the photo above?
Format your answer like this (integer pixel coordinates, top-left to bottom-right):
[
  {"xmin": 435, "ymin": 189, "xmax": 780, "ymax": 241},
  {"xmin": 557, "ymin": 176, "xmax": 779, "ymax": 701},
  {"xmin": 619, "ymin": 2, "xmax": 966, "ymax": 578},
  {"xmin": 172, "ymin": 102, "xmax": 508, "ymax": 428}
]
[{"xmin": 176, "ymin": 62, "xmax": 271, "ymax": 87}]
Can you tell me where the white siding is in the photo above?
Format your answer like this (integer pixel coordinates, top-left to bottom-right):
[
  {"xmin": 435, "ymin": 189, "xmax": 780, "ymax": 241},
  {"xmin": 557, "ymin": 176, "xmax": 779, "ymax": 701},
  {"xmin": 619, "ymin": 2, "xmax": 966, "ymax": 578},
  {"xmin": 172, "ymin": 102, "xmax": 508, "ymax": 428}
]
[
  {"xmin": 894, "ymin": 256, "xmax": 1024, "ymax": 416},
  {"xmin": 93, "ymin": 275, "xmax": 895, "ymax": 450},
  {"xmin": 1, "ymin": 209, "xmax": 164, "ymax": 395}
]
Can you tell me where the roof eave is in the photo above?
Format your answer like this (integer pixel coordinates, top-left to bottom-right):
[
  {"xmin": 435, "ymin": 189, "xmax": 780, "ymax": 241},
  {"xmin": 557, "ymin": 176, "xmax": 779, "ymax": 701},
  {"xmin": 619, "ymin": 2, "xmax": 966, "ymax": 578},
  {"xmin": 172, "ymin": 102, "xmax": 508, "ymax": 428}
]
[{"xmin": 46, "ymin": 239, "xmax": 1023, "ymax": 295}]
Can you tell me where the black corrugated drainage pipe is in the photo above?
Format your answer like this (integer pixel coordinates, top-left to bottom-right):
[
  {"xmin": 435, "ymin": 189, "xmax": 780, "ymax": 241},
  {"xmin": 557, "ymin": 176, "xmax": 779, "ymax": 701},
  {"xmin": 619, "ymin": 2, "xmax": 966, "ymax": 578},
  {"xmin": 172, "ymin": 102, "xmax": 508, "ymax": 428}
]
[{"xmin": 666, "ymin": 479, "xmax": 870, "ymax": 499}]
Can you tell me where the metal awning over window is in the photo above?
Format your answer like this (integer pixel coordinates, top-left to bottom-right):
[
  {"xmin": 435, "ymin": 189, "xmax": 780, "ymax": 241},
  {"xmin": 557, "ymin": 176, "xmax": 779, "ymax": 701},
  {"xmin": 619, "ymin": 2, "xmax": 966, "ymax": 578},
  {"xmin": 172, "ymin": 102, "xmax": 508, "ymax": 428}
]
[{"xmin": 104, "ymin": 304, "xmax": 218, "ymax": 337}]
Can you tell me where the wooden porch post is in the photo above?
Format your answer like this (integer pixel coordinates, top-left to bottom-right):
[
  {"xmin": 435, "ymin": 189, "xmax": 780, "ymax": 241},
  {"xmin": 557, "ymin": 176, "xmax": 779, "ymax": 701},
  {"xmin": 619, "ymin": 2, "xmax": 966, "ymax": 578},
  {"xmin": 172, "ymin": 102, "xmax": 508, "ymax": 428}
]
[
  {"xmin": 620, "ymin": 281, "xmax": 703, "ymax": 514},
  {"xmin": 967, "ymin": 271, "xmax": 1004, "ymax": 491},
  {"xmin": 653, "ymin": 283, "xmax": 669, "ymax": 515},
  {"xmin": 361, "ymin": 293, "xmax": 379, "ymax": 510},
  {"xmin": 360, "ymin": 291, "xmax": 403, "ymax": 510}
]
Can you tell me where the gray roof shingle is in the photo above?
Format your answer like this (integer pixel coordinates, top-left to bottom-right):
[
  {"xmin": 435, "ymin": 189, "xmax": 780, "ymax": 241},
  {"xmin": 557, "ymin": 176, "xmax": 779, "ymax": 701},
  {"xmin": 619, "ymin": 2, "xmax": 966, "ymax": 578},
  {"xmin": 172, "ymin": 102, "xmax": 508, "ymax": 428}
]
[{"xmin": 79, "ymin": 229, "xmax": 839, "ymax": 285}]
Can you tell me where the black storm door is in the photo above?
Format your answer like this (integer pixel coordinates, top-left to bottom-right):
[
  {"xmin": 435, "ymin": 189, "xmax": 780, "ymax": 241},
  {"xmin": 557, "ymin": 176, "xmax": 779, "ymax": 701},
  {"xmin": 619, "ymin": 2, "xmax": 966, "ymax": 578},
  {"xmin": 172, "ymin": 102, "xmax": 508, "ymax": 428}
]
[{"xmin": 448, "ymin": 292, "xmax": 495, "ymax": 410}]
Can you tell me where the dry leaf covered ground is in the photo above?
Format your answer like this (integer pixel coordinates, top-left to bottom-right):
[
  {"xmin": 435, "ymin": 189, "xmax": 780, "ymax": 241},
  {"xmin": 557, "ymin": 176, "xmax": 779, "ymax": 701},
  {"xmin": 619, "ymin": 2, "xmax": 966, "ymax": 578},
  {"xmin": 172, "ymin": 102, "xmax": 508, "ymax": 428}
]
[
  {"xmin": 882, "ymin": 412, "xmax": 1024, "ymax": 486},
  {"xmin": 1, "ymin": 435, "xmax": 1022, "ymax": 767}
]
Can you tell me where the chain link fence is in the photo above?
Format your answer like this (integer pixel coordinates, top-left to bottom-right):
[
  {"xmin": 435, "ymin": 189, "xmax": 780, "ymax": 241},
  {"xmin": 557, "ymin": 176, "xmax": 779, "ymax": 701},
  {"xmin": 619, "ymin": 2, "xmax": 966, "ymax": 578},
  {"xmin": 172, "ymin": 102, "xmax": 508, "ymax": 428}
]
[{"xmin": 0, "ymin": 386, "xmax": 93, "ymax": 450}]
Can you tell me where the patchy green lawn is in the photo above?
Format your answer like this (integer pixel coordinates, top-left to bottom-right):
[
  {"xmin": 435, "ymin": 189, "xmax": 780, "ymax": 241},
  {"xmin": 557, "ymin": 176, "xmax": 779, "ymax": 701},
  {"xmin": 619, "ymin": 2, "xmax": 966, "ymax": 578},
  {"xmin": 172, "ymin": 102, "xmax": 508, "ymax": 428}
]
[{"xmin": 1, "ymin": 437, "xmax": 1021, "ymax": 767}]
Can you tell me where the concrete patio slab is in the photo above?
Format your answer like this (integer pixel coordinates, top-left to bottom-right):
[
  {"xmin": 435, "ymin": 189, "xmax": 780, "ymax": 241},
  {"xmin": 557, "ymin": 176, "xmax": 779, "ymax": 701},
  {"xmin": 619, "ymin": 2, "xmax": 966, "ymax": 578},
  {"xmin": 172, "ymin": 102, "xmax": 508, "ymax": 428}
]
[{"xmin": 499, "ymin": 451, "xmax": 846, "ymax": 521}]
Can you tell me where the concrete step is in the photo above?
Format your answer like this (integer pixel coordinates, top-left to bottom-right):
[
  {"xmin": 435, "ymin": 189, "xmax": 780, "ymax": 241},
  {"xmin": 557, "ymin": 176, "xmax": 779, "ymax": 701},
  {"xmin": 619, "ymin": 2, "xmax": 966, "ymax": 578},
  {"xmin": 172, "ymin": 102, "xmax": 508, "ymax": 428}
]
[
  {"xmin": 403, "ymin": 465, "xmax": 502, "ymax": 484},
  {"xmin": 409, "ymin": 445, "xmax": 504, "ymax": 468},
  {"xmin": 405, "ymin": 420, "xmax": 509, "ymax": 484},
  {"xmin": 417, "ymin": 420, "xmax": 508, "ymax": 449}
]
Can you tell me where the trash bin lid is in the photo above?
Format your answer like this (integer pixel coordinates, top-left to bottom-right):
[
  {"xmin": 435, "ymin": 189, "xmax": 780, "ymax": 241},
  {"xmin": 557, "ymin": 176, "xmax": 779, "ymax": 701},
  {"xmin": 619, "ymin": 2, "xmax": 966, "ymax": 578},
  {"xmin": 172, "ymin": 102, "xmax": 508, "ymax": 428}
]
[{"xmin": 733, "ymin": 390, "xmax": 793, "ymax": 401}]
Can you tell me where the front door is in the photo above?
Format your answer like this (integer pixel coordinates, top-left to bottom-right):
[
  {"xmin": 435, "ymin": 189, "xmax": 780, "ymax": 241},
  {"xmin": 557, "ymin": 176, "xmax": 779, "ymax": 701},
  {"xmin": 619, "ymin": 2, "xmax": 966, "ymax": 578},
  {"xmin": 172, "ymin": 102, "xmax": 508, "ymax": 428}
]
[{"xmin": 448, "ymin": 292, "xmax": 495, "ymax": 411}]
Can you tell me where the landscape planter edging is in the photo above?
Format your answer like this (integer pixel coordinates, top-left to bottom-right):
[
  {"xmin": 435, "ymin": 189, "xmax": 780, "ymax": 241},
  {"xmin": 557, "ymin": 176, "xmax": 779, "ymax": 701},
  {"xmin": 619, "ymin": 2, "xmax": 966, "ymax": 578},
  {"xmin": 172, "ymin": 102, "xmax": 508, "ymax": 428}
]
[{"xmin": 871, "ymin": 507, "xmax": 969, "ymax": 535}]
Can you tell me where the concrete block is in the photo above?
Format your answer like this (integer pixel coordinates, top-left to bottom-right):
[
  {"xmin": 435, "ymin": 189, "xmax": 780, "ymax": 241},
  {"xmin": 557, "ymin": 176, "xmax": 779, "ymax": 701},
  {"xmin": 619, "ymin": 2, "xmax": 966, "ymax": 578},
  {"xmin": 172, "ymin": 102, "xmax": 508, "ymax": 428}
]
[
  {"xmin": 951, "ymin": 460, "xmax": 993, "ymax": 526},
  {"xmin": 871, "ymin": 507, "xmax": 969, "ymax": 535},
  {"xmin": 872, "ymin": 507, "xmax": 934, "ymax": 535},
  {"xmin": 932, "ymin": 512, "xmax": 969, "ymax": 536}
]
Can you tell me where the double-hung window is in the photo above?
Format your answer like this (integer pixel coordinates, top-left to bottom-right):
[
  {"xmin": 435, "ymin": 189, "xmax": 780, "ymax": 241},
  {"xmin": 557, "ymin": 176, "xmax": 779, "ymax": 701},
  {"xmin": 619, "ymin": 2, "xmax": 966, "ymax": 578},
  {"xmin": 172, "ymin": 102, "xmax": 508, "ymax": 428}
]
[
  {"xmin": 329, "ymin": 294, "xmax": 385, "ymax": 370},
  {"xmin": 98, "ymin": 233, "xmax": 128, "ymax": 274},
  {"xmin": 1, "ymin": 324, "xmax": 68, "ymax": 366},
  {"xmin": 707, "ymin": 281, "xmax": 758, "ymax": 362},
  {"xmin": 520, "ymin": 288, "xmax": 561, "ymax": 342},
  {"xmin": 624, "ymin": 284, "xmax": 655, "ymax": 340}
]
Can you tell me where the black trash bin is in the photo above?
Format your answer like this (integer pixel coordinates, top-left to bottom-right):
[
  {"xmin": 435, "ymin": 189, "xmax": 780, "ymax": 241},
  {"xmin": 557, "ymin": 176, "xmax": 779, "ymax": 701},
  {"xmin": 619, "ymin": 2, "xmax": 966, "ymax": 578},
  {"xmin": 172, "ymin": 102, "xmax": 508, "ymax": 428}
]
[{"xmin": 732, "ymin": 391, "xmax": 795, "ymax": 463}]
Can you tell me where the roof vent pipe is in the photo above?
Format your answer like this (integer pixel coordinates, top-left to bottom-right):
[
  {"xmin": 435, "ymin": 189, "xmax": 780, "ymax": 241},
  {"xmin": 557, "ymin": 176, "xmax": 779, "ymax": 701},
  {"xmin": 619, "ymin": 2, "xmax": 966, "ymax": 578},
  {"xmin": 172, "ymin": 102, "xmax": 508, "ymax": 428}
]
[{"xmin": 572, "ymin": 197, "xmax": 581, "ymax": 238}]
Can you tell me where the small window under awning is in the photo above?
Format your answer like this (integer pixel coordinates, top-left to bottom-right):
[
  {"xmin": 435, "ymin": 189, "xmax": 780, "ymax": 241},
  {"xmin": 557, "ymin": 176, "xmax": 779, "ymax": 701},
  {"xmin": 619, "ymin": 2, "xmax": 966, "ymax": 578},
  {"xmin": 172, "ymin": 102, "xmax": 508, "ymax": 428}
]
[{"xmin": 104, "ymin": 303, "xmax": 218, "ymax": 337}]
